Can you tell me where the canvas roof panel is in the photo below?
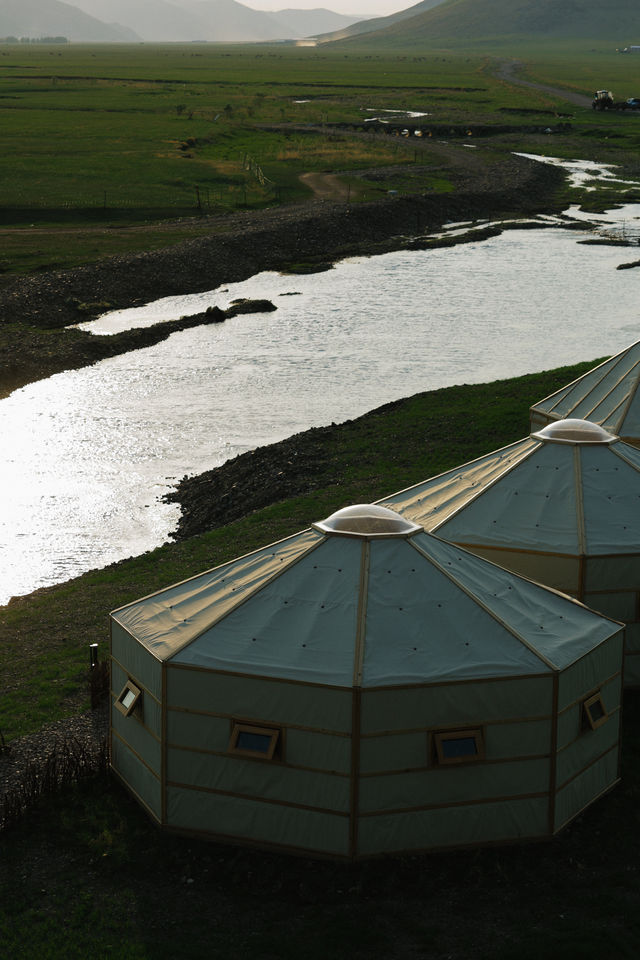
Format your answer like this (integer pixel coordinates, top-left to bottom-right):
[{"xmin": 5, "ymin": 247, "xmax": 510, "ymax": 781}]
[
  {"xmin": 381, "ymin": 438, "xmax": 536, "ymax": 532},
  {"xmin": 172, "ymin": 534, "xmax": 363, "ymax": 684},
  {"xmin": 411, "ymin": 535, "xmax": 619, "ymax": 671},
  {"xmin": 424, "ymin": 442, "xmax": 580, "ymax": 552},
  {"xmin": 582, "ymin": 443, "xmax": 640, "ymax": 551},
  {"xmin": 531, "ymin": 341, "xmax": 640, "ymax": 440},
  {"xmin": 112, "ymin": 528, "xmax": 324, "ymax": 661},
  {"xmin": 361, "ymin": 537, "xmax": 548, "ymax": 685}
]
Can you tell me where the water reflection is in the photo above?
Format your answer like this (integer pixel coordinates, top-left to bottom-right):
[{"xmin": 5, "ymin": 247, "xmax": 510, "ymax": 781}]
[{"xmin": 3, "ymin": 209, "xmax": 640, "ymax": 604}]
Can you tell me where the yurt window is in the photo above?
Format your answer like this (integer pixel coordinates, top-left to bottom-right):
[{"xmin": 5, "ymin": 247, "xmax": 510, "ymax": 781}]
[
  {"xmin": 582, "ymin": 692, "xmax": 608, "ymax": 731},
  {"xmin": 115, "ymin": 680, "xmax": 142, "ymax": 718},
  {"xmin": 433, "ymin": 728, "xmax": 484, "ymax": 765},
  {"xmin": 228, "ymin": 722, "xmax": 281, "ymax": 761}
]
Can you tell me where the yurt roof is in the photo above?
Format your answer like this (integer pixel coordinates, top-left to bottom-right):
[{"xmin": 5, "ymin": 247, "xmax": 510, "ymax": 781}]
[
  {"xmin": 379, "ymin": 420, "xmax": 640, "ymax": 555},
  {"xmin": 111, "ymin": 505, "xmax": 621, "ymax": 688},
  {"xmin": 530, "ymin": 340, "xmax": 640, "ymax": 442}
]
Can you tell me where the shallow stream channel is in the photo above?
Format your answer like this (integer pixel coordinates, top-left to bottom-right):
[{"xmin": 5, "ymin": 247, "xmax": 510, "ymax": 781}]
[{"xmin": 2, "ymin": 158, "xmax": 640, "ymax": 604}]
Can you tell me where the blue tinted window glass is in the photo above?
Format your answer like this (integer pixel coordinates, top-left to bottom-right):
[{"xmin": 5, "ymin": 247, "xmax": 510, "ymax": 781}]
[
  {"xmin": 236, "ymin": 731, "xmax": 273, "ymax": 753},
  {"xmin": 588, "ymin": 700, "xmax": 605, "ymax": 723},
  {"xmin": 441, "ymin": 736, "xmax": 478, "ymax": 759}
]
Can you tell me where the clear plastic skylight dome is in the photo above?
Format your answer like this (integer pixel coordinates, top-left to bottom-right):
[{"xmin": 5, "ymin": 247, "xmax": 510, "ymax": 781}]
[
  {"xmin": 313, "ymin": 504, "xmax": 423, "ymax": 538},
  {"xmin": 532, "ymin": 418, "xmax": 617, "ymax": 444}
]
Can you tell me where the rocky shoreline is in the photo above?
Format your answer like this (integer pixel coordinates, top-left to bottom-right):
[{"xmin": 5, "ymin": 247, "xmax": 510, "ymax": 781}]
[{"xmin": 0, "ymin": 152, "xmax": 565, "ymax": 398}]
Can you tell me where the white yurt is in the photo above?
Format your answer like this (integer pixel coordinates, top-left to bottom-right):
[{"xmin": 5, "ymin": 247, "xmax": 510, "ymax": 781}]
[
  {"xmin": 530, "ymin": 340, "xmax": 640, "ymax": 447},
  {"xmin": 110, "ymin": 504, "xmax": 624, "ymax": 859},
  {"xmin": 380, "ymin": 418, "xmax": 640, "ymax": 684}
]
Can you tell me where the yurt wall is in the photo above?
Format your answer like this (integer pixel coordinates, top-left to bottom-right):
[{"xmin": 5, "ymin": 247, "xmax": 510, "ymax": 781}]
[
  {"xmin": 356, "ymin": 675, "xmax": 555, "ymax": 856},
  {"xmin": 110, "ymin": 621, "xmax": 163, "ymax": 822},
  {"xmin": 553, "ymin": 634, "xmax": 623, "ymax": 831},
  {"xmin": 164, "ymin": 663, "xmax": 354, "ymax": 857}
]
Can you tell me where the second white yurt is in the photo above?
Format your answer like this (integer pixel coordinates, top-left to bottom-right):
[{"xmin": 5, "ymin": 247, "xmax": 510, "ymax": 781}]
[
  {"xmin": 110, "ymin": 504, "xmax": 624, "ymax": 859},
  {"xmin": 530, "ymin": 340, "xmax": 640, "ymax": 447},
  {"xmin": 380, "ymin": 419, "xmax": 640, "ymax": 683}
]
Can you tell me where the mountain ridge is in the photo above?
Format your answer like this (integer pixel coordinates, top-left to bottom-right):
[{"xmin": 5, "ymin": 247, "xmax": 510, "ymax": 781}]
[
  {"xmin": 331, "ymin": 0, "xmax": 640, "ymax": 44},
  {"xmin": 1, "ymin": 0, "xmax": 364, "ymax": 42}
]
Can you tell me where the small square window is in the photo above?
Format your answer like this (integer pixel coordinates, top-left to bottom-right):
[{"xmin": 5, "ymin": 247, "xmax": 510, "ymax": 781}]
[
  {"xmin": 228, "ymin": 722, "xmax": 281, "ymax": 760},
  {"xmin": 115, "ymin": 680, "xmax": 142, "ymax": 717},
  {"xmin": 433, "ymin": 728, "xmax": 484, "ymax": 765},
  {"xmin": 583, "ymin": 692, "xmax": 608, "ymax": 731}
]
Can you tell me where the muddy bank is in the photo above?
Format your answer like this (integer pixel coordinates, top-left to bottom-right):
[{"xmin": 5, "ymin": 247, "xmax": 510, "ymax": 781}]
[{"xmin": 0, "ymin": 153, "xmax": 564, "ymax": 397}]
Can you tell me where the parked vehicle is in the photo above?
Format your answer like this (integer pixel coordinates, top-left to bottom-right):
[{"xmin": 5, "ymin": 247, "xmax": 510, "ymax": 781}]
[{"xmin": 592, "ymin": 89, "xmax": 614, "ymax": 109}]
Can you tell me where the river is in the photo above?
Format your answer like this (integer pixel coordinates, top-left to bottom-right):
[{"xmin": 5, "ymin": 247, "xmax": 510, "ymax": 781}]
[{"xmin": 2, "ymin": 162, "xmax": 639, "ymax": 604}]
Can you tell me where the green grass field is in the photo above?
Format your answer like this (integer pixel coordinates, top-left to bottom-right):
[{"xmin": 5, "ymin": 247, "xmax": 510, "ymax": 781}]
[{"xmin": 2, "ymin": 40, "xmax": 640, "ymax": 273}]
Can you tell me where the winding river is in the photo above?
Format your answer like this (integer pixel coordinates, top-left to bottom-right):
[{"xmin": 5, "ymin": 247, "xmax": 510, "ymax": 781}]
[{"xmin": 2, "ymin": 161, "xmax": 639, "ymax": 605}]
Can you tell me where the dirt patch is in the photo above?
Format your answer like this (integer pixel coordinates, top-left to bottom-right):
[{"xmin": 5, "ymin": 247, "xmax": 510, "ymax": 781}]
[{"xmin": 299, "ymin": 171, "xmax": 354, "ymax": 200}]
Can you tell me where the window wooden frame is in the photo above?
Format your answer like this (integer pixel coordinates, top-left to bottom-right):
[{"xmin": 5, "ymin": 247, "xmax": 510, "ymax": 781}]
[
  {"xmin": 228, "ymin": 722, "xmax": 281, "ymax": 761},
  {"xmin": 582, "ymin": 692, "xmax": 608, "ymax": 731},
  {"xmin": 433, "ymin": 727, "xmax": 485, "ymax": 766},
  {"xmin": 115, "ymin": 680, "xmax": 142, "ymax": 718}
]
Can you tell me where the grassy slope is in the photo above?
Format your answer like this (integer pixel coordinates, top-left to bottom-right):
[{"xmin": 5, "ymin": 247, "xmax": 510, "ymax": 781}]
[{"xmin": 349, "ymin": 0, "xmax": 640, "ymax": 43}]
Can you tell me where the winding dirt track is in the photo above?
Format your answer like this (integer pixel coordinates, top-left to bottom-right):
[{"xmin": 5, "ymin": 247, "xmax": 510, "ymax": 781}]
[{"xmin": 497, "ymin": 60, "xmax": 593, "ymax": 109}]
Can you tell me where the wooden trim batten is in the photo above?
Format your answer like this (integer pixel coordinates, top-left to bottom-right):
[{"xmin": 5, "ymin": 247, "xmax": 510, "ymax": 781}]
[
  {"xmin": 111, "ymin": 729, "xmax": 161, "ymax": 781},
  {"xmin": 349, "ymin": 687, "xmax": 362, "ymax": 859},
  {"xmin": 166, "ymin": 779, "xmax": 350, "ymax": 818},
  {"xmin": 167, "ymin": 659, "xmax": 352, "ymax": 692},
  {"xmin": 554, "ymin": 741, "xmax": 619, "ymax": 794},
  {"xmin": 358, "ymin": 789, "xmax": 549, "ymax": 819},
  {"xmin": 161, "ymin": 662, "xmax": 167, "ymax": 825},
  {"xmin": 548, "ymin": 671, "xmax": 559, "ymax": 835},
  {"xmin": 553, "ymin": 778, "xmax": 621, "ymax": 835},
  {"xmin": 111, "ymin": 768, "xmax": 162, "ymax": 825}
]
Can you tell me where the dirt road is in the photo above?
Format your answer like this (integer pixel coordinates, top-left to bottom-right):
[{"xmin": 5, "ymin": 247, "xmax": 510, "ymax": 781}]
[{"xmin": 497, "ymin": 60, "xmax": 592, "ymax": 109}]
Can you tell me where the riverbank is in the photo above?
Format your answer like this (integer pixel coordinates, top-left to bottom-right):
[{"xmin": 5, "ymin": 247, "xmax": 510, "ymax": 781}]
[{"xmin": 0, "ymin": 150, "xmax": 565, "ymax": 398}]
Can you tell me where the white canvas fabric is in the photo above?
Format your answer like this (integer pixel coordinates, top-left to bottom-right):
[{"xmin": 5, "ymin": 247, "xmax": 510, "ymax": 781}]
[
  {"xmin": 379, "ymin": 426, "xmax": 640, "ymax": 558},
  {"xmin": 530, "ymin": 340, "xmax": 640, "ymax": 442},
  {"xmin": 112, "ymin": 528, "xmax": 323, "ymax": 660}
]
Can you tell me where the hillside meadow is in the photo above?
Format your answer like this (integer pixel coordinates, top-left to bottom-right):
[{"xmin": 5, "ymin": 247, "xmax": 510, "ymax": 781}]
[{"xmin": 1, "ymin": 39, "xmax": 640, "ymax": 273}]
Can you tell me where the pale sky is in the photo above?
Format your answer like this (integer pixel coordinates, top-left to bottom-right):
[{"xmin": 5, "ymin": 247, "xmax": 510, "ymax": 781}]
[{"xmin": 247, "ymin": 0, "xmax": 411, "ymax": 18}]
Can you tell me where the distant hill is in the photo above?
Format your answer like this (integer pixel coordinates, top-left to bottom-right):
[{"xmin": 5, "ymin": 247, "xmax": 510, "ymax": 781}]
[
  {"xmin": 315, "ymin": 0, "xmax": 446, "ymax": 42},
  {"xmin": 73, "ymin": 0, "xmax": 363, "ymax": 42},
  {"xmin": 333, "ymin": 0, "xmax": 640, "ymax": 44},
  {"xmin": 268, "ymin": 7, "xmax": 368, "ymax": 38},
  {"xmin": 0, "ymin": 0, "xmax": 138, "ymax": 40}
]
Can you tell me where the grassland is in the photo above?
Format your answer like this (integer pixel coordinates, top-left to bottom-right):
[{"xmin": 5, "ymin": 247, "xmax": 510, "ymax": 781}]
[{"xmin": 2, "ymin": 40, "xmax": 640, "ymax": 274}]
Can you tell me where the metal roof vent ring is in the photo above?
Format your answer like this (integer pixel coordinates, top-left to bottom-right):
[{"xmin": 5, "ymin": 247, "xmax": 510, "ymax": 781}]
[
  {"xmin": 313, "ymin": 504, "xmax": 423, "ymax": 539},
  {"xmin": 532, "ymin": 418, "xmax": 618, "ymax": 445}
]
